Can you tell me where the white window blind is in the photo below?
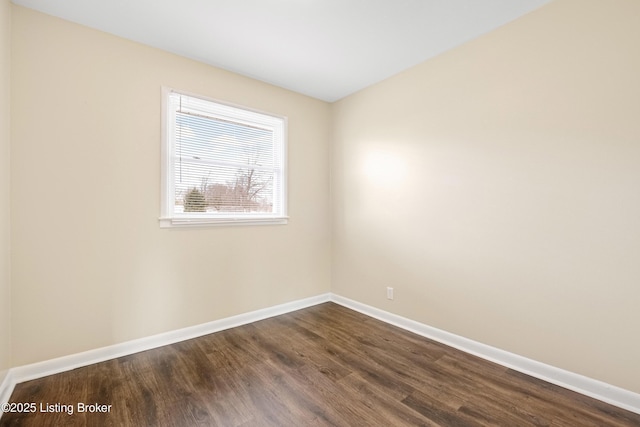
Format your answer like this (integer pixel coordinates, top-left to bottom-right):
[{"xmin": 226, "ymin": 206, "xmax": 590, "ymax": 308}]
[{"xmin": 161, "ymin": 89, "xmax": 287, "ymax": 227}]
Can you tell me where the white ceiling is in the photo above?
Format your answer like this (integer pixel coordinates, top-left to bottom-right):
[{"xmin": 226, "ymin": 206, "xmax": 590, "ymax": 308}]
[{"xmin": 12, "ymin": 0, "xmax": 551, "ymax": 102}]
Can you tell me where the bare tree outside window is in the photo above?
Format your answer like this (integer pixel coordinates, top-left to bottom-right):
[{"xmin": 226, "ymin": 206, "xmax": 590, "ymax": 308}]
[{"xmin": 204, "ymin": 171, "xmax": 273, "ymax": 212}]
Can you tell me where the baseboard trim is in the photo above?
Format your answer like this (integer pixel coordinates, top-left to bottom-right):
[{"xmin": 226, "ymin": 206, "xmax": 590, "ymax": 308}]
[
  {"xmin": 4, "ymin": 292, "xmax": 639, "ymax": 416},
  {"xmin": 10, "ymin": 293, "xmax": 331, "ymax": 386},
  {"xmin": 330, "ymin": 293, "xmax": 640, "ymax": 415},
  {"xmin": 0, "ymin": 369, "xmax": 13, "ymax": 408}
]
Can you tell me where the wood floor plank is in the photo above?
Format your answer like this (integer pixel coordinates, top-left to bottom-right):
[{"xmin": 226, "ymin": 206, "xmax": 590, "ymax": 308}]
[{"xmin": 2, "ymin": 302, "xmax": 639, "ymax": 426}]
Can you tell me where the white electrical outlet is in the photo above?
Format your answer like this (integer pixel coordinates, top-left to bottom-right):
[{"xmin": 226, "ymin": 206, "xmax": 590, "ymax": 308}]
[{"xmin": 387, "ymin": 287, "xmax": 394, "ymax": 300}]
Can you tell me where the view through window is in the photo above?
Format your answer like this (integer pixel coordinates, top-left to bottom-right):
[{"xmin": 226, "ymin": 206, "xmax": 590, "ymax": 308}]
[{"xmin": 161, "ymin": 90, "xmax": 287, "ymax": 226}]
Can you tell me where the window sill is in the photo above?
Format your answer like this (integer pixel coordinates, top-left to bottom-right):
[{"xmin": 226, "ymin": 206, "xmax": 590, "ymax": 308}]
[{"xmin": 159, "ymin": 216, "xmax": 289, "ymax": 228}]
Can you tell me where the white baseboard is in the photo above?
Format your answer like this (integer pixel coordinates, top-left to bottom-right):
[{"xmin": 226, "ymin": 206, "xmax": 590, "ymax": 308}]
[
  {"xmin": 0, "ymin": 369, "xmax": 13, "ymax": 407},
  {"xmin": 330, "ymin": 293, "xmax": 640, "ymax": 415},
  {"xmin": 3, "ymin": 291, "xmax": 639, "ymax": 417},
  {"xmin": 9, "ymin": 293, "xmax": 331, "ymax": 387}
]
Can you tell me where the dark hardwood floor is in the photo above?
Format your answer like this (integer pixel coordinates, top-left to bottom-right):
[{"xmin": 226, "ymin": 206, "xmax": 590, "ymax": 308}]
[{"xmin": 2, "ymin": 302, "xmax": 639, "ymax": 426}]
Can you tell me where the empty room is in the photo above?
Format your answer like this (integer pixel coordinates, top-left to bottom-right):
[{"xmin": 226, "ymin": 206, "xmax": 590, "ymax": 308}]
[{"xmin": 1, "ymin": 0, "xmax": 639, "ymax": 425}]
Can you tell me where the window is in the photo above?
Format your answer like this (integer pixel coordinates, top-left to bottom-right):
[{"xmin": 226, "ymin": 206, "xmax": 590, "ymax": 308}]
[{"xmin": 160, "ymin": 88, "xmax": 287, "ymax": 227}]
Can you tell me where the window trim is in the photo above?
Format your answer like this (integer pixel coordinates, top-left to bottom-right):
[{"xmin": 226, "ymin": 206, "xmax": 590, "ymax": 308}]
[{"xmin": 159, "ymin": 87, "xmax": 288, "ymax": 228}]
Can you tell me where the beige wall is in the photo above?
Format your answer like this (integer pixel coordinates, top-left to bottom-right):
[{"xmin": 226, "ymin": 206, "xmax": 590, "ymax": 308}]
[
  {"xmin": 332, "ymin": 0, "xmax": 640, "ymax": 394},
  {"xmin": 6, "ymin": 0, "xmax": 640, "ymax": 398},
  {"xmin": 0, "ymin": 0, "xmax": 11, "ymax": 374},
  {"xmin": 10, "ymin": 6, "xmax": 331, "ymax": 365}
]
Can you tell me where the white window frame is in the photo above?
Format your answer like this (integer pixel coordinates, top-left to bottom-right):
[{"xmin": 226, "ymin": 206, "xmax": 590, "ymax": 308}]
[{"xmin": 160, "ymin": 87, "xmax": 288, "ymax": 227}]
